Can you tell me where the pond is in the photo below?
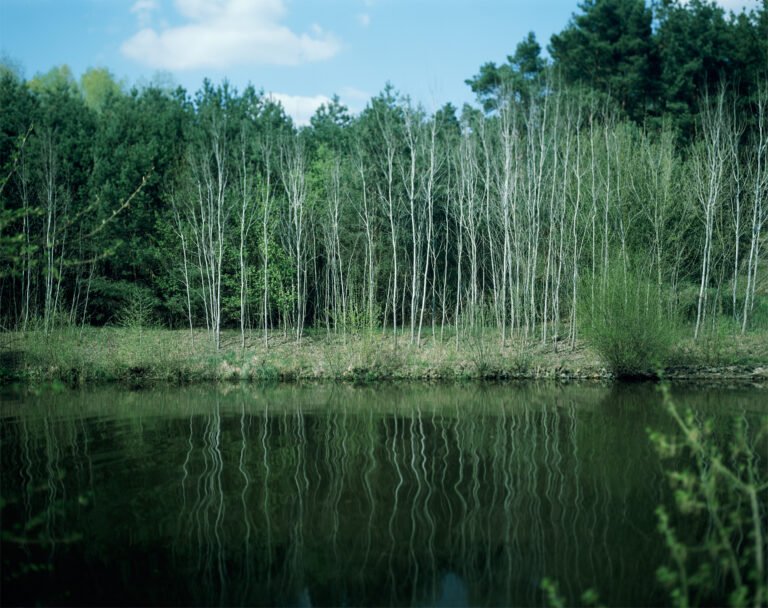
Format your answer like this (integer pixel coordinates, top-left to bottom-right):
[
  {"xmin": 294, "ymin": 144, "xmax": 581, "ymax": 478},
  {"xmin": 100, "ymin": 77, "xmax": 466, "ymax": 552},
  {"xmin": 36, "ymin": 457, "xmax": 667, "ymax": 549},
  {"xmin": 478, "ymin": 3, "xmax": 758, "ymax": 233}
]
[{"xmin": 1, "ymin": 382, "xmax": 765, "ymax": 606}]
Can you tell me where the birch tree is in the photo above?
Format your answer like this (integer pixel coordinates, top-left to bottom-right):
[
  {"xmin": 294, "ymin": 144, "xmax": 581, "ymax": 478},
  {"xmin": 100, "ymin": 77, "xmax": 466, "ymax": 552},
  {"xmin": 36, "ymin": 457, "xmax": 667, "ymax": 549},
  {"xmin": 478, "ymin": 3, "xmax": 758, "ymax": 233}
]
[
  {"xmin": 237, "ymin": 127, "xmax": 257, "ymax": 349},
  {"xmin": 280, "ymin": 136, "xmax": 308, "ymax": 342},
  {"xmin": 182, "ymin": 113, "xmax": 232, "ymax": 350},
  {"xmin": 742, "ymin": 85, "xmax": 768, "ymax": 332},
  {"xmin": 693, "ymin": 91, "xmax": 728, "ymax": 340}
]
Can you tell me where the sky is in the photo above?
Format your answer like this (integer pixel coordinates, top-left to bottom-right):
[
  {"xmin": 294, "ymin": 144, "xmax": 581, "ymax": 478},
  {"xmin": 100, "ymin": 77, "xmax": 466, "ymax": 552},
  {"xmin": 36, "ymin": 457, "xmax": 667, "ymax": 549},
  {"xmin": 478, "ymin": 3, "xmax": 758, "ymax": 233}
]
[{"xmin": 0, "ymin": 0, "xmax": 761, "ymax": 125}]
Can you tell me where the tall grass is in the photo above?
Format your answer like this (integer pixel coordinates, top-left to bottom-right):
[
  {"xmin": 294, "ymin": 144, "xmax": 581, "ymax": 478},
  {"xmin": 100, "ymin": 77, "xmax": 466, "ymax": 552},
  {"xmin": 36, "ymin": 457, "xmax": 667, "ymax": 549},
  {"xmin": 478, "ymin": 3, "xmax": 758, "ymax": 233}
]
[{"xmin": 3, "ymin": 317, "xmax": 764, "ymax": 387}]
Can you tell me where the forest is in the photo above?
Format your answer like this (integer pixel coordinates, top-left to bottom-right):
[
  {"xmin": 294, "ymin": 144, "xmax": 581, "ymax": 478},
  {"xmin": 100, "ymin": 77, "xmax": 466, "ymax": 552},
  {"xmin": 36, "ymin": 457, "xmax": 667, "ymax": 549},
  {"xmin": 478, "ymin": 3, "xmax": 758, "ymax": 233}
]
[{"xmin": 1, "ymin": 0, "xmax": 767, "ymax": 379}]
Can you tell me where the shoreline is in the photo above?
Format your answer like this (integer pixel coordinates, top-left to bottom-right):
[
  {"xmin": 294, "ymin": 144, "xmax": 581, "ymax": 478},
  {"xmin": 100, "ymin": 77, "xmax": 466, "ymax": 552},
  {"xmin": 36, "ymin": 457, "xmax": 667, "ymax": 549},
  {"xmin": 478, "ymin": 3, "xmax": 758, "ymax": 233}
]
[{"xmin": 2, "ymin": 327, "xmax": 767, "ymax": 389}]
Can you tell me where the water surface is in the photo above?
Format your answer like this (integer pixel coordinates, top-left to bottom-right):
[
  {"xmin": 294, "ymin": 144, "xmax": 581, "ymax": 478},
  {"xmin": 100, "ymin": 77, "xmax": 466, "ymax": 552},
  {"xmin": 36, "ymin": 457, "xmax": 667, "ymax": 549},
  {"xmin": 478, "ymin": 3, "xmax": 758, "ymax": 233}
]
[{"xmin": 1, "ymin": 382, "xmax": 764, "ymax": 606}]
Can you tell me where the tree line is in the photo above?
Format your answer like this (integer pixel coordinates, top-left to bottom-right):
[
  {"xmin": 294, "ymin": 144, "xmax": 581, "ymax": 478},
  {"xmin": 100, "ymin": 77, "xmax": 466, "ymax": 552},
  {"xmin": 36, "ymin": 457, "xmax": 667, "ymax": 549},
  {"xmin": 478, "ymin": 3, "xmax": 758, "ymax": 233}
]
[{"xmin": 1, "ymin": 0, "xmax": 766, "ymax": 349}]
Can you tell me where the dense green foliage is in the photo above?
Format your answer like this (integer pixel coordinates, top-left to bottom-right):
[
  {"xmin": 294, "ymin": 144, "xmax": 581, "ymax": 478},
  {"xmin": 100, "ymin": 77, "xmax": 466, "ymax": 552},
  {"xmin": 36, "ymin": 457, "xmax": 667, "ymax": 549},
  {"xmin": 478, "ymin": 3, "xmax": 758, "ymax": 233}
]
[
  {"xmin": 468, "ymin": 0, "xmax": 768, "ymax": 134},
  {"xmin": 1, "ymin": 0, "xmax": 766, "ymax": 372}
]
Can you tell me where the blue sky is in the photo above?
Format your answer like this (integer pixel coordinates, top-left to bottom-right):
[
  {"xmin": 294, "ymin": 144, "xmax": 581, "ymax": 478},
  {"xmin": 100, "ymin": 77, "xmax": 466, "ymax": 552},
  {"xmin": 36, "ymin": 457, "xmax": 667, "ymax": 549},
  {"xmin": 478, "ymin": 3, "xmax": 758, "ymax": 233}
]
[{"xmin": 0, "ymin": 0, "xmax": 760, "ymax": 124}]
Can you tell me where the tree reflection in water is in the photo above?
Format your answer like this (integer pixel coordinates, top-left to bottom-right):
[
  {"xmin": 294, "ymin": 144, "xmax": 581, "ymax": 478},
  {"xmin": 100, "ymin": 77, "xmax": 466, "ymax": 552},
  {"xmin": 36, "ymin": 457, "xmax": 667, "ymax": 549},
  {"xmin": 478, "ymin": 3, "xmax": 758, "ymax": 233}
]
[{"xmin": 2, "ymin": 383, "xmax": 757, "ymax": 606}]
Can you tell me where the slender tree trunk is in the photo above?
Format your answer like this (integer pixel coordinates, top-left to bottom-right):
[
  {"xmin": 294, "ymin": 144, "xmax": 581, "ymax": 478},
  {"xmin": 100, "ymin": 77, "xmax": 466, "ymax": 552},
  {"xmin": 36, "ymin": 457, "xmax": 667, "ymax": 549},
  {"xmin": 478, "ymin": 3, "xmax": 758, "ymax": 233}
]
[
  {"xmin": 743, "ymin": 86, "xmax": 768, "ymax": 333},
  {"xmin": 695, "ymin": 91, "xmax": 727, "ymax": 340}
]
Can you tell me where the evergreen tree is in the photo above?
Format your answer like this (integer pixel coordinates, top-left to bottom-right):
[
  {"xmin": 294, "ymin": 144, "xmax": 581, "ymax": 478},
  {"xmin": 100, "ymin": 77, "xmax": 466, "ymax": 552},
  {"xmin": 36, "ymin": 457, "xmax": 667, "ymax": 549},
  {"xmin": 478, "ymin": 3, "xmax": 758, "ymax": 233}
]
[
  {"xmin": 549, "ymin": 0, "xmax": 656, "ymax": 121},
  {"xmin": 466, "ymin": 32, "xmax": 547, "ymax": 111}
]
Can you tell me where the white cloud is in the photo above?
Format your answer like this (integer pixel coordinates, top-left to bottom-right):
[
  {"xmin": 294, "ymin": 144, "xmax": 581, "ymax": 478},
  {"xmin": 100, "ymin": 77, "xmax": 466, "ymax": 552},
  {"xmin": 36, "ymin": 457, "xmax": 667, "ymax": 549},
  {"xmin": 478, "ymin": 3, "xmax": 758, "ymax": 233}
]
[
  {"xmin": 357, "ymin": 13, "xmax": 371, "ymax": 27},
  {"xmin": 268, "ymin": 92, "xmax": 331, "ymax": 126},
  {"xmin": 130, "ymin": 0, "xmax": 158, "ymax": 27},
  {"xmin": 122, "ymin": 0, "xmax": 340, "ymax": 70}
]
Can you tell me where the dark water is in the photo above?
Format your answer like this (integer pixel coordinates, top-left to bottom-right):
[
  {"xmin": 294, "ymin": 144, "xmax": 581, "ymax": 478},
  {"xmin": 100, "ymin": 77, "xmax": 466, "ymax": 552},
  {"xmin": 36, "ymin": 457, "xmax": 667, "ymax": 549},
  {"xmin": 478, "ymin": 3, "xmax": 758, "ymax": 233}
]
[{"xmin": 1, "ymin": 382, "xmax": 765, "ymax": 606}]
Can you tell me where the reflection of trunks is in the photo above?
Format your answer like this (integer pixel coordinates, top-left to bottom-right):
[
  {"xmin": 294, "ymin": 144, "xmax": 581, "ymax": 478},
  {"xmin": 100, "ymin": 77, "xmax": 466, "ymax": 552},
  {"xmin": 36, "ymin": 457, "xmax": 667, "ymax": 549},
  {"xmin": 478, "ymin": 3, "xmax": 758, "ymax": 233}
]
[{"xmin": 2, "ymin": 383, "xmax": 754, "ymax": 606}]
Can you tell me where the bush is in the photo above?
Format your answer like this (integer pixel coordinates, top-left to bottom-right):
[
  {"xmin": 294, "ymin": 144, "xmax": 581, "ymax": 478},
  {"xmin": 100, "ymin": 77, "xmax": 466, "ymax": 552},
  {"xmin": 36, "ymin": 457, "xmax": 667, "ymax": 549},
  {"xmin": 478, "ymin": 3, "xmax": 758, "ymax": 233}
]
[
  {"xmin": 649, "ymin": 385, "xmax": 768, "ymax": 608},
  {"xmin": 581, "ymin": 265, "xmax": 678, "ymax": 379}
]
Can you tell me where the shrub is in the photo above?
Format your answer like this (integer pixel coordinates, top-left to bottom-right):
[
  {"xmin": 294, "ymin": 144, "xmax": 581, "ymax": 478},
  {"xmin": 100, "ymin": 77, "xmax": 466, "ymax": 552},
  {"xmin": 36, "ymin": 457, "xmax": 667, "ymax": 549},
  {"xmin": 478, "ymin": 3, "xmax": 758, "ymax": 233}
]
[
  {"xmin": 581, "ymin": 265, "xmax": 678, "ymax": 379},
  {"xmin": 115, "ymin": 287, "xmax": 157, "ymax": 331},
  {"xmin": 649, "ymin": 385, "xmax": 768, "ymax": 608}
]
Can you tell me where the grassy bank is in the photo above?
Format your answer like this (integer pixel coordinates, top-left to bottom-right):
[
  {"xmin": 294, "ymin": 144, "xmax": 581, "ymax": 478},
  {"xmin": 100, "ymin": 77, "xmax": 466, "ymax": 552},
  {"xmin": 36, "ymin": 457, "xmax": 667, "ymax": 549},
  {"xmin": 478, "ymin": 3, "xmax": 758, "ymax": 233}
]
[{"xmin": 2, "ymin": 326, "xmax": 767, "ymax": 387}]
